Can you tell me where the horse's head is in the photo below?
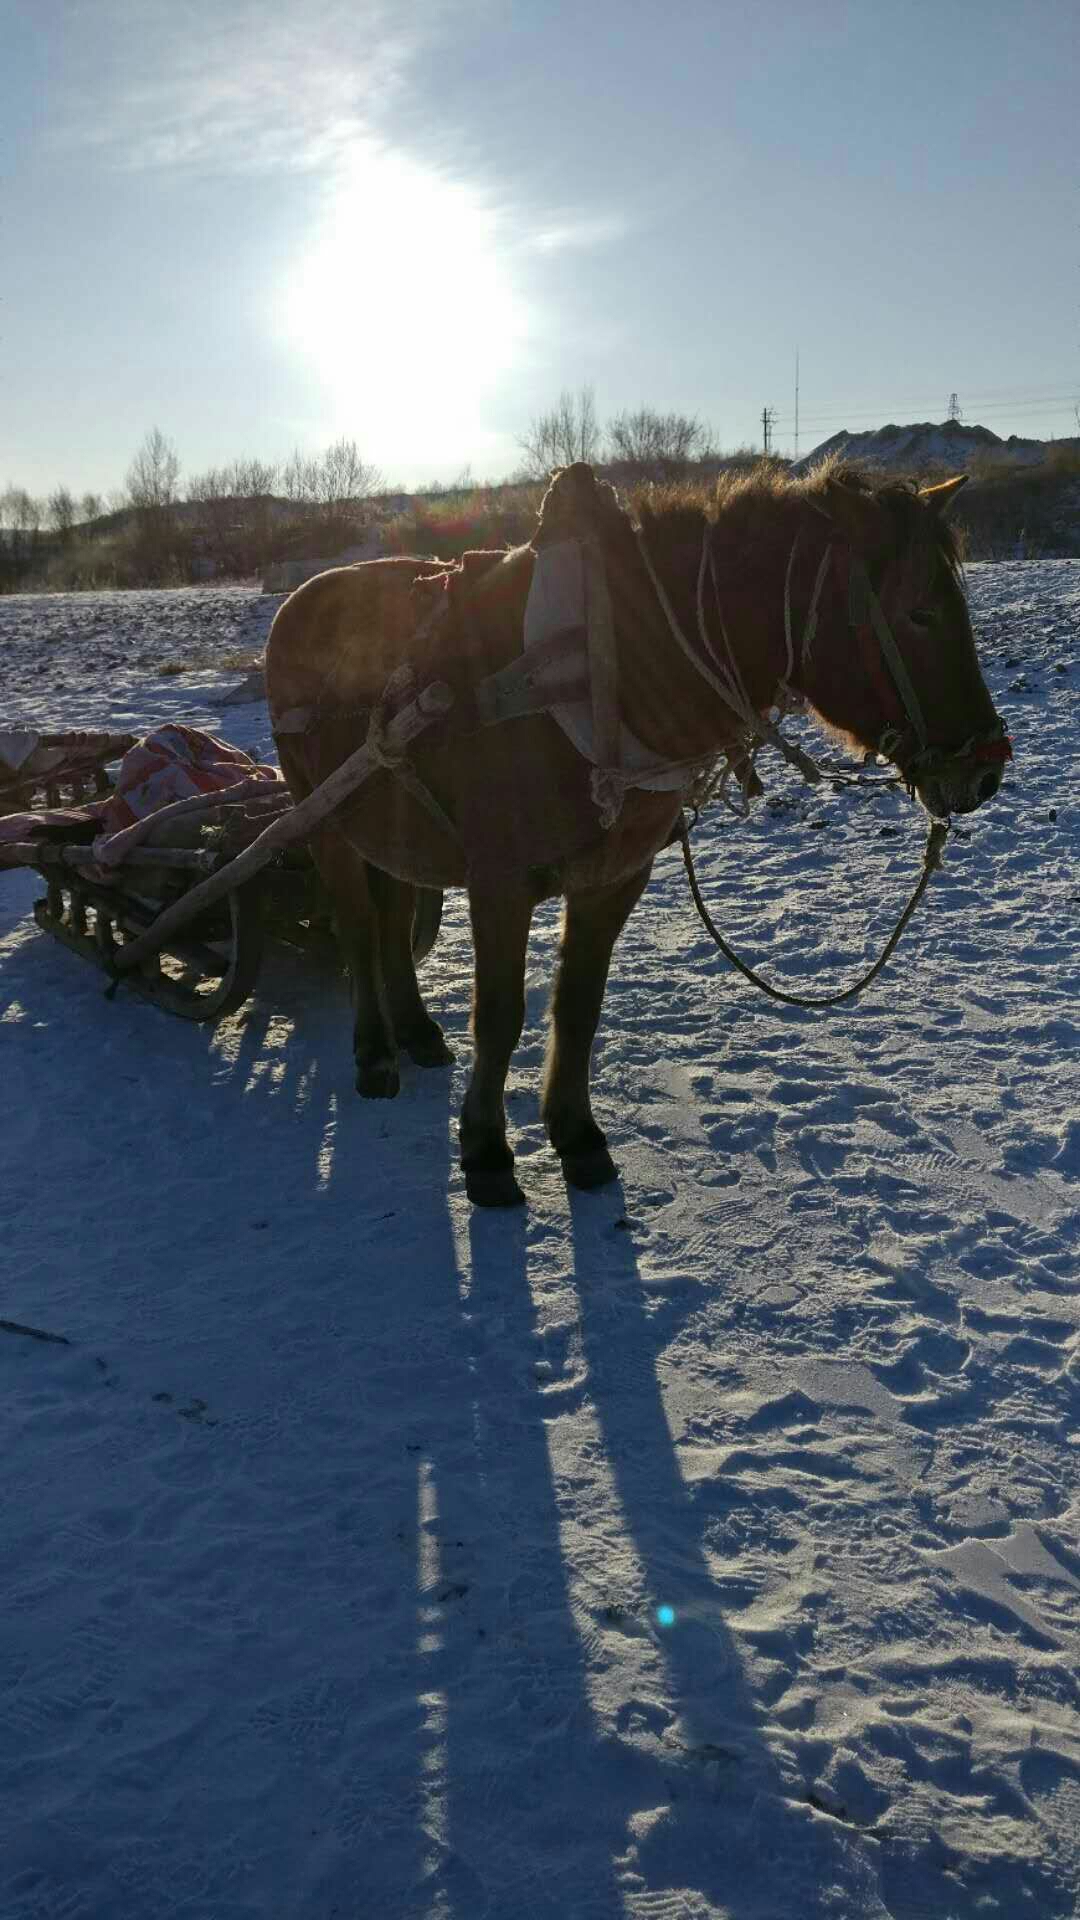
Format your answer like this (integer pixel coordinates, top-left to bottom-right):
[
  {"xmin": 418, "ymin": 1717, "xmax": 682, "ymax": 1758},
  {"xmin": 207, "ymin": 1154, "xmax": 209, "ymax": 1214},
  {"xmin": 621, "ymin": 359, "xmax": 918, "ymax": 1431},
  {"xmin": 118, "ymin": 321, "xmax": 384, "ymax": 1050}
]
[{"xmin": 815, "ymin": 471, "xmax": 1010, "ymax": 818}]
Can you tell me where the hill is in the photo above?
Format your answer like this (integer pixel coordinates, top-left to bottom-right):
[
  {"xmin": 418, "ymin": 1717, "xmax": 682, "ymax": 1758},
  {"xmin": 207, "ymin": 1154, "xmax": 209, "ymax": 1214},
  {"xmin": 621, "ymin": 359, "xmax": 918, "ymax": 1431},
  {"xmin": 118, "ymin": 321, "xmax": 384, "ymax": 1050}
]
[{"xmin": 793, "ymin": 417, "xmax": 1078, "ymax": 477}]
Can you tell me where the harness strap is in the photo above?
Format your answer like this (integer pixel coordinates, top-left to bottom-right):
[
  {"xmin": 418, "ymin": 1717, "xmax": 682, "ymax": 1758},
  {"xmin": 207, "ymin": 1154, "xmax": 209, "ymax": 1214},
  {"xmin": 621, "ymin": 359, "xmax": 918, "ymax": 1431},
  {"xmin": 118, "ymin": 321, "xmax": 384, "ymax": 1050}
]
[
  {"xmin": 635, "ymin": 526, "xmax": 824, "ymax": 787},
  {"xmin": 580, "ymin": 535, "xmax": 621, "ymax": 776},
  {"xmin": 847, "ymin": 556, "xmax": 930, "ymax": 753}
]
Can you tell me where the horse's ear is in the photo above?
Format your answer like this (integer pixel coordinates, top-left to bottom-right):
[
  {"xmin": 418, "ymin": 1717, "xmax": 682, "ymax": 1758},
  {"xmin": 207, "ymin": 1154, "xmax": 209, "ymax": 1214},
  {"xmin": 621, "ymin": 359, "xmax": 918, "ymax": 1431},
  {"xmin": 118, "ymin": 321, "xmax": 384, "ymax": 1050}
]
[
  {"xmin": 919, "ymin": 474, "xmax": 968, "ymax": 515},
  {"xmin": 820, "ymin": 476, "xmax": 885, "ymax": 548}
]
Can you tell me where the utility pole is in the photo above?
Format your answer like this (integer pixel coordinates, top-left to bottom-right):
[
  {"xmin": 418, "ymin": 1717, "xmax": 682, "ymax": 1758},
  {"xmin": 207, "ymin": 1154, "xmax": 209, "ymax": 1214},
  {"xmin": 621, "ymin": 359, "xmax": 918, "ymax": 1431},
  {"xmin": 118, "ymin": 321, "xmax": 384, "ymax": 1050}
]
[
  {"xmin": 761, "ymin": 405, "xmax": 776, "ymax": 456},
  {"xmin": 947, "ymin": 392, "xmax": 962, "ymax": 422},
  {"xmin": 794, "ymin": 350, "xmax": 800, "ymax": 463}
]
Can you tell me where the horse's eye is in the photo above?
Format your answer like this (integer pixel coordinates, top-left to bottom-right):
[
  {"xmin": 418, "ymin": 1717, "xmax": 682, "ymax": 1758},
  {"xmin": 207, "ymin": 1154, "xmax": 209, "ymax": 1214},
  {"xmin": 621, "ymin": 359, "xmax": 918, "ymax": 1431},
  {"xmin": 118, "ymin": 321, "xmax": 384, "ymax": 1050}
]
[{"xmin": 908, "ymin": 608, "xmax": 937, "ymax": 629}]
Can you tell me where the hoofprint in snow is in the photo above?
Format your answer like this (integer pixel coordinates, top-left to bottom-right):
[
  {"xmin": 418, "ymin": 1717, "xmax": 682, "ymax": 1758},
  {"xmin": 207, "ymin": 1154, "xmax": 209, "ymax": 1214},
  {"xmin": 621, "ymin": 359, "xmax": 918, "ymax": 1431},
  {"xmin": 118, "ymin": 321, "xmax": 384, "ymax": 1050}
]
[{"xmin": 1, "ymin": 563, "xmax": 1078, "ymax": 1920}]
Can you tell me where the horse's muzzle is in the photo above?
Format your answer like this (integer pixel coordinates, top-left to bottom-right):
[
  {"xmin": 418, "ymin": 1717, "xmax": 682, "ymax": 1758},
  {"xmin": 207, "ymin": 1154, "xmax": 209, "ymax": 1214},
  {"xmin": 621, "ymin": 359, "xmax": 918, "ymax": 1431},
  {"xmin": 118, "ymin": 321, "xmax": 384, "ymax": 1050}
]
[
  {"xmin": 910, "ymin": 726, "xmax": 1011, "ymax": 820},
  {"xmin": 915, "ymin": 760, "xmax": 1004, "ymax": 819}
]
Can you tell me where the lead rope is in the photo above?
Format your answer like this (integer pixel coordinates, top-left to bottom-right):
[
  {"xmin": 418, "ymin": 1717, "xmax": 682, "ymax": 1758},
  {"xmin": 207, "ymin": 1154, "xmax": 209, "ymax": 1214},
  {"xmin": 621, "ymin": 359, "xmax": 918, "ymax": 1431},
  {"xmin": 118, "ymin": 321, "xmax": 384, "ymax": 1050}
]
[{"xmin": 677, "ymin": 814, "xmax": 949, "ymax": 1008}]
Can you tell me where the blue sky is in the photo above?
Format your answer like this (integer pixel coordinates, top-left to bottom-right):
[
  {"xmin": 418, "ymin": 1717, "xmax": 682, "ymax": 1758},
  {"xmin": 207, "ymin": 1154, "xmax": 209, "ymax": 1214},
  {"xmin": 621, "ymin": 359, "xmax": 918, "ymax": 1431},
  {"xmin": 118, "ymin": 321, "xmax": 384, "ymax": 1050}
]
[{"xmin": 2, "ymin": 0, "xmax": 1076, "ymax": 497}]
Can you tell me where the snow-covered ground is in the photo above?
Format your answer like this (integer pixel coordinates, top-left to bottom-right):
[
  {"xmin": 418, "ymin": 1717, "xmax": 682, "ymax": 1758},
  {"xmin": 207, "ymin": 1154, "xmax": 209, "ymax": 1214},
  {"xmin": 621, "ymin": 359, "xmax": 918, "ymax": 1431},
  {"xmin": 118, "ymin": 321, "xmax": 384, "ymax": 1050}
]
[{"xmin": 1, "ymin": 563, "xmax": 1078, "ymax": 1919}]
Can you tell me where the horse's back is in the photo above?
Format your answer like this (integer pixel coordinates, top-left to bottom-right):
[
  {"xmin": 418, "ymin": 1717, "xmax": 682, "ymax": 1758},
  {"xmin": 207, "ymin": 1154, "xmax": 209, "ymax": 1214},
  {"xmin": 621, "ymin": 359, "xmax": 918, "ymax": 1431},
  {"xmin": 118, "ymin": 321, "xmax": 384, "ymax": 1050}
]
[
  {"xmin": 266, "ymin": 556, "xmax": 449, "ymax": 719},
  {"xmin": 266, "ymin": 546, "xmax": 679, "ymax": 892}
]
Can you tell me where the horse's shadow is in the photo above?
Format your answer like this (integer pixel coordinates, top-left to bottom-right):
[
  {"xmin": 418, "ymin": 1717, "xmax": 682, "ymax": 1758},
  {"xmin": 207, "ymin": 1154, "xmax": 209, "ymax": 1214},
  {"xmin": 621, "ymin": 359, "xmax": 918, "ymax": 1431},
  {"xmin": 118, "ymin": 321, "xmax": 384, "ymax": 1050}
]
[
  {"xmin": 1, "ymin": 904, "xmax": 871, "ymax": 1917},
  {"xmin": 202, "ymin": 966, "xmax": 871, "ymax": 1915},
  {"xmin": 397, "ymin": 1159, "xmax": 880, "ymax": 1918}
]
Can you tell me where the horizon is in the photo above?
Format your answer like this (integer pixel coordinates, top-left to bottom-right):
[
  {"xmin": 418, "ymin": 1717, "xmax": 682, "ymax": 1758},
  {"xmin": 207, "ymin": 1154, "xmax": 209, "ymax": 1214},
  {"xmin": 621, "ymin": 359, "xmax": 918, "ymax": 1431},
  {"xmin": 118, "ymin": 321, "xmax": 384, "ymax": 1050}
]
[
  {"xmin": 4, "ymin": 409, "xmax": 1079, "ymax": 532},
  {"xmin": 3, "ymin": 1, "xmax": 1076, "ymax": 503}
]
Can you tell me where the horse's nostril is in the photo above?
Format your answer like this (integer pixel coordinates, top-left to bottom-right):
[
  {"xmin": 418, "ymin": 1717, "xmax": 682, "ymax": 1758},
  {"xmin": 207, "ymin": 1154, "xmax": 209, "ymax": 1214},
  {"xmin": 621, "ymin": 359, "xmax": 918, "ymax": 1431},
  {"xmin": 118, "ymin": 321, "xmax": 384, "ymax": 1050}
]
[{"xmin": 977, "ymin": 770, "xmax": 1000, "ymax": 804}]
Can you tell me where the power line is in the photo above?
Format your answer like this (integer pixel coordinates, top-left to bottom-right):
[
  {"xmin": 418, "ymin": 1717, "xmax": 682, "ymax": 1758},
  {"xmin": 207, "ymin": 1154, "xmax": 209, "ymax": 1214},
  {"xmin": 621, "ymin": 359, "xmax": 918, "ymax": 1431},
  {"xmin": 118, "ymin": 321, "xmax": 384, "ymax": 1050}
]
[
  {"xmin": 769, "ymin": 379, "xmax": 1077, "ymax": 423},
  {"xmin": 771, "ymin": 396, "xmax": 1078, "ymax": 430},
  {"xmin": 775, "ymin": 393, "xmax": 1079, "ymax": 422}
]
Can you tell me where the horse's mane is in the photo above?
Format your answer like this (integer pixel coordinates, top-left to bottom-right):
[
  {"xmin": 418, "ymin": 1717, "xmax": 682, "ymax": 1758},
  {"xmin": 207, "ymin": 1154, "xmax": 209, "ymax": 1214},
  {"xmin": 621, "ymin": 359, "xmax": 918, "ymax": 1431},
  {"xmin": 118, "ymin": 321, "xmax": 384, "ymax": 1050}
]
[{"xmin": 630, "ymin": 455, "xmax": 963, "ymax": 578}]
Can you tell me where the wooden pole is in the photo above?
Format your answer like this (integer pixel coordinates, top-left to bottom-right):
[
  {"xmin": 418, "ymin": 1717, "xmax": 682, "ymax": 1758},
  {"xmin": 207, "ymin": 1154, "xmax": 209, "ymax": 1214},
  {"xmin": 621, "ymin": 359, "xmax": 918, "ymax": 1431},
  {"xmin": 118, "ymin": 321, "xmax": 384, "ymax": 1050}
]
[
  {"xmin": 92, "ymin": 775, "xmax": 286, "ymax": 867},
  {"xmin": 7, "ymin": 843, "xmax": 216, "ymax": 873},
  {"xmin": 109, "ymin": 679, "xmax": 454, "ymax": 976}
]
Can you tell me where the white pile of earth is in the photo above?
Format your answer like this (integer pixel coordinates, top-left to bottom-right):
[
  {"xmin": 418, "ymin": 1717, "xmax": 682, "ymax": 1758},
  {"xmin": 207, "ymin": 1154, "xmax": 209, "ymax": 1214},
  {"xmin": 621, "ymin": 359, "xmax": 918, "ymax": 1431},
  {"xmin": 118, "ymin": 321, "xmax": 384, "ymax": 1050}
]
[{"xmin": 794, "ymin": 422, "xmax": 1066, "ymax": 475}]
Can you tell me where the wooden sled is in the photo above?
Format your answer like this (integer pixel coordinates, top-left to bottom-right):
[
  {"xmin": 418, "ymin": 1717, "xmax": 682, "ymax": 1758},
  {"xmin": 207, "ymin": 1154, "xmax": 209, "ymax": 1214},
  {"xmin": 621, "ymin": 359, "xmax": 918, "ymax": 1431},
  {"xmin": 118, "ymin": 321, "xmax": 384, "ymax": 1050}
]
[{"xmin": 3, "ymin": 720, "xmax": 445, "ymax": 1023}]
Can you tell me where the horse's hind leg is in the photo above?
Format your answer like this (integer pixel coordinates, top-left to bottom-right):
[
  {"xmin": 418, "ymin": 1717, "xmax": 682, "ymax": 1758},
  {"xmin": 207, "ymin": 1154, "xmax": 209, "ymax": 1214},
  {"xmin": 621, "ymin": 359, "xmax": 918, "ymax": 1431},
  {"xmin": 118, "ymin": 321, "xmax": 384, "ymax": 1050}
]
[
  {"xmin": 366, "ymin": 867, "xmax": 454, "ymax": 1068},
  {"xmin": 308, "ymin": 826, "xmax": 399, "ymax": 1098},
  {"xmin": 541, "ymin": 865, "xmax": 651, "ymax": 1189},
  {"xmin": 460, "ymin": 885, "xmax": 534, "ymax": 1207}
]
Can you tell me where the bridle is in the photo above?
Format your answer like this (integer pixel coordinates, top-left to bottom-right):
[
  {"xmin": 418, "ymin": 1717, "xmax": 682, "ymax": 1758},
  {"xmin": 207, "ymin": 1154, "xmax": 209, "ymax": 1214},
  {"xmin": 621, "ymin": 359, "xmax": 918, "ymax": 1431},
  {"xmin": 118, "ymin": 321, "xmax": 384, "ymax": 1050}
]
[
  {"xmin": 637, "ymin": 518, "xmax": 1012, "ymax": 801},
  {"xmin": 833, "ymin": 543, "xmax": 1012, "ymax": 793},
  {"xmin": 634, "ymin": 508, "xmax": 1014, "ymax": 1012}
]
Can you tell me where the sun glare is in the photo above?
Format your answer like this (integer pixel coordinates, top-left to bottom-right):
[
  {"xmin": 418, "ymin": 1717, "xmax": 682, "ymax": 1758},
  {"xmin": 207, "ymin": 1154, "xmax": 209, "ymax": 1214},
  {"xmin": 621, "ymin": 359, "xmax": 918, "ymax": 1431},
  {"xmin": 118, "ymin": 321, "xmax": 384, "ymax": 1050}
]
[{"xmin": 278, "ymin": 144, "xmax": 526, "ymax": 477}]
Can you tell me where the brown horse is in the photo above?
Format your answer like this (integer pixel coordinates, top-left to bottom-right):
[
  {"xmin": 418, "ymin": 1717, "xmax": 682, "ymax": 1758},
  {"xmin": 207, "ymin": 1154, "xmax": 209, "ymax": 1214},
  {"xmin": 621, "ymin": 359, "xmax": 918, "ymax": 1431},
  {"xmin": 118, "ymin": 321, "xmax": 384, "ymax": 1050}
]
[{"xmin": 266, "ymin": 461, "xmax": 1007, "ymax": 1207}]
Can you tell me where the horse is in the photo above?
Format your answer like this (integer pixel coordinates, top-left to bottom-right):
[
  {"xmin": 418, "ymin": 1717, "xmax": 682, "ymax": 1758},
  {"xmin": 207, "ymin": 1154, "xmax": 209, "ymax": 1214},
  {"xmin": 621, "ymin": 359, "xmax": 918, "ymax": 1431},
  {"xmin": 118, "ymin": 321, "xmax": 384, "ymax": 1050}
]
[{"xmin": 266, "ymin": 460, "xmax": 1008, "ymax": 1207}]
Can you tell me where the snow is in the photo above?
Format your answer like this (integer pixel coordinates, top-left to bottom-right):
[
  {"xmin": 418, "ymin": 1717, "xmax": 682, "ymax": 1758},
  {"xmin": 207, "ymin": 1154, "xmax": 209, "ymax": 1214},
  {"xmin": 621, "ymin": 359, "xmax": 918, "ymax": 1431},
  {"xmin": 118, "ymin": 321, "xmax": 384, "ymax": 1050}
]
[{"xmin": 1, "ymin": 564, "xmax": 1079, "ymax": 1918}]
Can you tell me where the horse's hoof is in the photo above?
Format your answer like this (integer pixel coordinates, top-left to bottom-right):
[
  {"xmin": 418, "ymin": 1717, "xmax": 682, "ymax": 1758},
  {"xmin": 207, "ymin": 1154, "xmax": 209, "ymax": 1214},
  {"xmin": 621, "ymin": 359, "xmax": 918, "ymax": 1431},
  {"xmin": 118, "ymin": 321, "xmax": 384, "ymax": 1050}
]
[
  {"xmin": 465, "ymin": 1166, "xmax": 526, "ymax": 1208},
  {"xmin": 561, "ymin": 1143, "xmax": 619, "ymax": 1191},
  {"xmin": 356, "ymin": 1059, "xmax": 400, "ymax": 1099},
  {"xmin": 403, "ymin": 1025, "xmax": 455, "ymax": 1068}
]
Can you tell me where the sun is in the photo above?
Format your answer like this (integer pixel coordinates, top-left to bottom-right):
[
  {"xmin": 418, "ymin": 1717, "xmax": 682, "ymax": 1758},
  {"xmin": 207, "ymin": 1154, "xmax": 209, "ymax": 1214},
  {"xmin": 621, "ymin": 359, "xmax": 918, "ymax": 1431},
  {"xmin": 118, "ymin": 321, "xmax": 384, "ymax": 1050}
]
[{"xmin": 278, "ymin": 142, "xmax": 526, "ymax": 476}]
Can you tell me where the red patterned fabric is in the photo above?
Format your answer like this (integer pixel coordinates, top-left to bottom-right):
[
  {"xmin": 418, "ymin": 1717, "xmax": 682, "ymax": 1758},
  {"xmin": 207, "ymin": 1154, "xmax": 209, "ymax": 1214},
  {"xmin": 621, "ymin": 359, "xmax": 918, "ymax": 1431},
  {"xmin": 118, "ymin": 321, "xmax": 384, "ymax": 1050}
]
[{"xmin": 99, "ymin": 725, "xmax": 281, "ymax": 835}]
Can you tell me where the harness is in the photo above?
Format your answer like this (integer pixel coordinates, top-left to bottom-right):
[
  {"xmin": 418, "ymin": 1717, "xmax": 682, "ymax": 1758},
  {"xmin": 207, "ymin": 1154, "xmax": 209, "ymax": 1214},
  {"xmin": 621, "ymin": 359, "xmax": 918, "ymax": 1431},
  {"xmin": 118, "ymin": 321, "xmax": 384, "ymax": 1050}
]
[
  {"xmin": 638, "ymin": 520, "xmax": 1012, "ymax": 806},
  {"xmin": 630, "ymin": 518, "xmax": 1013, "ymax": 1008},
  {"xmin": 835, "ymin": 545, "xmax": 1012, "ymax": 791}
]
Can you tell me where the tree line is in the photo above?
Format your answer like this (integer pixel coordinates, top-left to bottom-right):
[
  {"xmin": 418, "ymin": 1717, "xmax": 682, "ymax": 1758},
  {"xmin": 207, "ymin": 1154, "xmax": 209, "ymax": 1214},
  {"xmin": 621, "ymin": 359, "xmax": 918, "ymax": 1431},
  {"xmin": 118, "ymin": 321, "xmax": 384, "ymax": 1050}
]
[
  {"xmin": 1, "ymin": 397, "xmax": 743, "ymax": 591},
  {"xmin": 0, "ymin": 428, "xmax": 383, "ymax": 590},
  {"xmin": 516, "ymin": 387, "xmax": 721, "ymax": 480}
]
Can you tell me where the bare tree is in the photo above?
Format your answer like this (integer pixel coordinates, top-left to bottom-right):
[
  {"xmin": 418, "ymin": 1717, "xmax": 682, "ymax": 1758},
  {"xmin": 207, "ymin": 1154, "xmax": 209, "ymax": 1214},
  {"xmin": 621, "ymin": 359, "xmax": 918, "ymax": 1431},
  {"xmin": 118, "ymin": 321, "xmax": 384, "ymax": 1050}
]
[
  {"xmin": 126, "ymin": 427, "xmax": 181, "ymax": 512},
  {"xmin": 313, "ymin": 438, "xmax": 380, "ymax": 522},
  {"xmin": 0, "ymin": 486, "xmax": 44, "ymax": 582},
  {"xmin": 3, "ymin": 487, "xmax": 44, "ymax": 535},
  {"xmin": 518, "ymin": 386, "xmax": 601, "ymax": 478},
  {"xmin": 232, "ymin": 459, "xmax": 280, "ymax": 568},
  {"xmin": 282, "ymin": 448, "xmax": 319, "ymax": 508},
  {"xmin": 125, "ymin": 428, "xmax": 182, "ymax": 581},
  {"xmin": 47, "ymin": 486, "xmax": 77, "ymax": 543},
  {"xmin": 187, "ymin": 466, "xmax": 235, "ymax": 569},
  {"xmin": 607, "ymin": 407, "xmax": 716, "ymax": 476},
  {"xmin": 281, "ymin": 440, "xmax": 379, "ymax": 549},
  {"xmin": 80, "ymin": 491, "xmax": 103, "ymax": 526},
  {"xmin": 232, "ymin": 458, "xmax": 278, "ymax": 500}
]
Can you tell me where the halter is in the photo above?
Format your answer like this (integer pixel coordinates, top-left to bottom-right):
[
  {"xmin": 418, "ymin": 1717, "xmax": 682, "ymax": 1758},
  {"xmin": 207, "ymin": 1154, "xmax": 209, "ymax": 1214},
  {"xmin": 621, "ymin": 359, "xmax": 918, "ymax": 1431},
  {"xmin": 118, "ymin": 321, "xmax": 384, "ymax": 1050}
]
[
  {"xmin": 833, "ymin": 545, "xmax": 1012, "ymax": 789},
  {"xmin": 638, "ymin": 519, "xmax": 1011, "ymax": 799}
]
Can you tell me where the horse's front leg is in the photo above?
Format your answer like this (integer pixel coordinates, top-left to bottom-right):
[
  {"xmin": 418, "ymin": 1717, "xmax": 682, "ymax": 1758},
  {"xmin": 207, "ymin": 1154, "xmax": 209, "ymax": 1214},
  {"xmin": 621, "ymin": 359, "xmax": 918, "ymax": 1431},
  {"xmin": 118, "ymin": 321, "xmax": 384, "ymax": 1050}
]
[
  {"xmin": 541, "ymin": 864, "xmax": 652, "ymax": 1189},
  {"xmin": 460, "ymin": 885, "xmax": 534, "ymax": 1208}
]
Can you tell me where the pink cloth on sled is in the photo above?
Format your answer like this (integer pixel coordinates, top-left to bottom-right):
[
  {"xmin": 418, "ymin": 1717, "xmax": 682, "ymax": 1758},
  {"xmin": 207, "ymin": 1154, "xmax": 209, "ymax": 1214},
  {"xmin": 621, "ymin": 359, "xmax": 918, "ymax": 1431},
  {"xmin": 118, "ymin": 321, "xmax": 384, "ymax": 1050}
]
[
  {"xmin": 99, "ymin": 725, "xmax": 281, "ymax": 835},
  {"xmin": 0, "ymin": 726, "xmax": 282, "ymax": 870}
]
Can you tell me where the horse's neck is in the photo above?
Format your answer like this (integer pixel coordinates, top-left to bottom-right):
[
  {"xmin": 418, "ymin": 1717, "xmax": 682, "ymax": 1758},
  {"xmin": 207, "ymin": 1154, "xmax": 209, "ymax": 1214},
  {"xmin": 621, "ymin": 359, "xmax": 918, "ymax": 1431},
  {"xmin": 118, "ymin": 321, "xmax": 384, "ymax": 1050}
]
[
  {"xmin": 610, "ymin": 536, "xmax": 744, "ymax": 764},
  {"xmin": 627, "ymin": 514, "xmax": 804, "ymax": 758}
]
